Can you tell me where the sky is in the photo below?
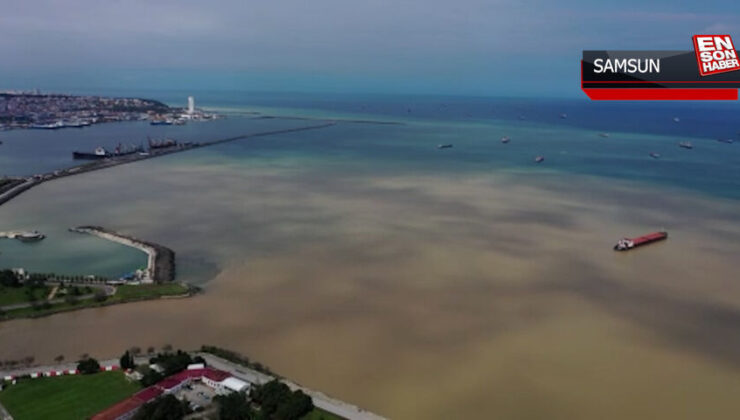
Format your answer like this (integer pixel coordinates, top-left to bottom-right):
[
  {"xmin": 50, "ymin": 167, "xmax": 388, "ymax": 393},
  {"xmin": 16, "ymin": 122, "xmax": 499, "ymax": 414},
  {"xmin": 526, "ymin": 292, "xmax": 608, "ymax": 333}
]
[{"xmin": 1, "ymin": 0, "xmax": 739, "ymax": 97}]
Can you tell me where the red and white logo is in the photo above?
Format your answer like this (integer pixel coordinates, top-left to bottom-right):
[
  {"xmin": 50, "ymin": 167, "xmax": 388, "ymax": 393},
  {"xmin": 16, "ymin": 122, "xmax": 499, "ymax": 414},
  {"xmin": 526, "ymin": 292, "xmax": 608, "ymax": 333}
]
[{"xmin": 693, "ymin": 35, "xmax": 740, "ymax": 76}]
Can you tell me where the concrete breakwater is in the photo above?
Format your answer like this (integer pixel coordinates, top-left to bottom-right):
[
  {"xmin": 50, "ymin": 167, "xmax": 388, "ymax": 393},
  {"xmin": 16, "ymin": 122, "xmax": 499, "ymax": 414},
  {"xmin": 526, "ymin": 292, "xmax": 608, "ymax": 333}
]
[
  {"xmin": 0, "ymin": 122, "xmax": 336, "ymax": 208},
  {"xmin": 68, "ymin": 226, "xmax": 175, "ymax": 283}
]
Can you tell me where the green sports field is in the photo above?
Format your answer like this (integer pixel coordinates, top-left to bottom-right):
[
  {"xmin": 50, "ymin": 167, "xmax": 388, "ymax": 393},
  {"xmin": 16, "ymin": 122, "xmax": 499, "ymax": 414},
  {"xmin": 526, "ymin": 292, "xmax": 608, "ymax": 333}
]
[{"xmin": 0, "ymin": 371, "xmax": 140, "ymax": 420}]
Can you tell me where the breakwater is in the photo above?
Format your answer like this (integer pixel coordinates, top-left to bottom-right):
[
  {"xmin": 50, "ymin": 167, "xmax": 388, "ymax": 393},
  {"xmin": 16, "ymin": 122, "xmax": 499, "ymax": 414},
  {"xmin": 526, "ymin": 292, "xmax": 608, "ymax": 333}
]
[
  {"xmin": 69, "ymin": 226, "xmax": 175, "ymax": 283},
  {"xmin": 0, "ymin": 122, "xmax": 336, "ymax": 208}
]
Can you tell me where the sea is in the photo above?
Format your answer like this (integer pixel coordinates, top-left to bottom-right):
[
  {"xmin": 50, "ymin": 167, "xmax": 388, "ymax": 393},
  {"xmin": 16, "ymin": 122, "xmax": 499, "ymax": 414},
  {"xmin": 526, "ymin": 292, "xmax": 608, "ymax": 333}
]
[{"xmin": 1, "ymin": 91, "xmax": 740, "ymax": 419}]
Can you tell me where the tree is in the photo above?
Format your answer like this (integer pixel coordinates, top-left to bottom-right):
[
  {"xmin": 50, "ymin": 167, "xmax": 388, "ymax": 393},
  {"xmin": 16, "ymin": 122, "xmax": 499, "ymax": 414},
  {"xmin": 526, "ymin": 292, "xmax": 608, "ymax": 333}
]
[
  {"xmin": 133, "ymin": 394, "xmax": 188, "ymax": 420},
  {"xmin": 130, "ymin": 346, "xmax": 142, "ymax": 357},
  {"xmin": 147, "ymin": 346, "xmax": 155, "ymax": 354},
  {"xmin": 94, "ymin": 290, "xmax": 107, "ymax": 302},
  {"xmin": 54, "ymin": 355, "xmax": 65, "ymax": 363},
  {"xmin": 140, "ymin": 369, "xmax": 164, "ymax": 387},
  {"xmin": 215, "ymin": 392, "xmax": 254, "ymax": 420},
  {"xmin": 65, "ymin": 295, "xmax": 79, "ymax": 305},
  {"xmin": 0, "ymin": 269, "xmax": 19, "ymax": 287},
  {"xmin": 77, "ymin": 357, "xmax": 100, "ymax": 374},
  {"xmin": 250, "ymin": 380, "xmax": 314, "ymax": 420},
  {"xmin": 120, "ymin": 350, "xmax": 134, "ymax": 370}
]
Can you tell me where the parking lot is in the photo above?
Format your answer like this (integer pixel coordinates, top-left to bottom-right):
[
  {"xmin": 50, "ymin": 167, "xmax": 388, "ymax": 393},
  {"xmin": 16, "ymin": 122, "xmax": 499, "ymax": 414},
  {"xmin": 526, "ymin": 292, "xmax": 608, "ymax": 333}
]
[{"xmin": 176, "ymin": 382, "xmax": 217, "ymax": 410}]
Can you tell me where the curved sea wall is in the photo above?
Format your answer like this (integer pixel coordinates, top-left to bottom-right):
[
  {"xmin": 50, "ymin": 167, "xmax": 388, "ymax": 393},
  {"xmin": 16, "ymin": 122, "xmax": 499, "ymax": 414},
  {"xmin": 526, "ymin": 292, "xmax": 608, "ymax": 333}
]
[{"xmin": 69, "ymin": 226, "xmax": 175, "ymax": 283}]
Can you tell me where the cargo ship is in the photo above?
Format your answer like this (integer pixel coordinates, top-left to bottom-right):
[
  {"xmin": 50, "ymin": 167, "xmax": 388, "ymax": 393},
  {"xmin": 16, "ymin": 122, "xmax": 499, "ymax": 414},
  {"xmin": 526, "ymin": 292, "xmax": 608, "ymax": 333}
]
[
  {"xmin": 437, "ymin": 144, "xmax": 453, "ymax": 149},
  {"xmin": 73, "ymin": 144, "xmax": 143, "ymax": 160},
  {"xmin": 73, "ymin": 146, "xmax": 109, "ymax": 160},
  {"xmin": 614, "ymin": 231, "xmax": 667, "ymax": 251},
  {"xmin": 149, "ymin": 137, "xmax": 178, "ymax": 150},
  {"xmin": 678, "ymin": 141, "xmax": 693, "ymax": 149}
]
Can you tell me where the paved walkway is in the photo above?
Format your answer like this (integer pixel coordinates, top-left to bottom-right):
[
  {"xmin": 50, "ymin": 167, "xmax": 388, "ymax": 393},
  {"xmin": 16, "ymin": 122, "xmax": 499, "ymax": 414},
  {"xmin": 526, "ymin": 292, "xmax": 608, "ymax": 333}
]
[{"xmin": 198, "ymin": 353, "xmax": 387, "ymax": 420}]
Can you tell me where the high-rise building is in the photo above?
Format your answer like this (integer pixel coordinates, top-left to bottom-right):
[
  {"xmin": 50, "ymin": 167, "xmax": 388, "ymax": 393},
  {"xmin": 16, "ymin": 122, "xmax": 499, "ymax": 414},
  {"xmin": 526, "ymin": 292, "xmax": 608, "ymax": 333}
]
[{"xmin": 187, "ymin": 96, "xmax": 195, "ymax": 114}]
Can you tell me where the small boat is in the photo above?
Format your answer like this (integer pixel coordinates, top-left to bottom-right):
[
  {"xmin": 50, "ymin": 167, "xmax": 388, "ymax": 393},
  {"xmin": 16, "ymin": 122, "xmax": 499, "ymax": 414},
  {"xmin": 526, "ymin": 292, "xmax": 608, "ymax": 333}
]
[
  {"xmin": 15, "ymin": 231, "xmax": 45, "ymax": 242},
  {"xmin": 717, "ymin": 138, "xmax": 734, "ymax": 144},
  {"xmin": 598, "ymin": 133, "xmax": 610, "ymax": 138},
  {"xmin": 437, "ymin": 144, "xmax": 453, "ymax": 149},
  {"xmin": 678, "ymin": 141, "xmax": 693, "ymax": 149},
  {"xmin": 1, "ymin": 230, "xmax": 46, "ymax": 242},
  {"xmin": 534, "ymin": 156, "xmax": 545, "ymax": 163},
  {"xmin": 500, "ymin": 136, "xmax": 510, "ymax": 144},
  {"xmin": 673, "ymin": 117, "xmax": 680, "ymax": 123},
  {"xmin": 150, "ymin": 119, "xmax": 173, "ymax": 126},
  {"xmin": 649, "ymin": 152, "xmax": 661, "ymax": 159},
  {"xmin": 560, "ymin": 113, "xmax": 568, "ymax": 119},
  {"xmin": 518, "ymin": 115, "xmax": 526, "ymax": 120}
]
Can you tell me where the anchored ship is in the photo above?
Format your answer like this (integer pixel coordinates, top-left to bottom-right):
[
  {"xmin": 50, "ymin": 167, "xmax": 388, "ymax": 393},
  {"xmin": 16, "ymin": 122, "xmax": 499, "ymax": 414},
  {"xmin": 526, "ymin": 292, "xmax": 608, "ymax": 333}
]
[
  {"xmin": 73, "ymin": 146, "xmax": 109, "ymax": 160},
  {"xmin": 73, "ymin": 143, "xmax": 144, "ymax": 160},
  {"xmin": 534, "ymin": 156, "xmax": 544, "ymax": 163},
  {"xmin": 149, "ymin": 137, "xmax": 178, "ymax": 150},
  {"xmin": 501, "ymin": 136, "xmax": 510, "ymax": 144},
  {"xmin": 614, "ymin": 231, "xmax": 667, "ymax": 251},
  {"xmin": 678, "ymin": 141, "xmax": 693, "ymax": 149},
  {"xmin": 437, "ymin": 144, "xmax": 453, "ymax": 149}
]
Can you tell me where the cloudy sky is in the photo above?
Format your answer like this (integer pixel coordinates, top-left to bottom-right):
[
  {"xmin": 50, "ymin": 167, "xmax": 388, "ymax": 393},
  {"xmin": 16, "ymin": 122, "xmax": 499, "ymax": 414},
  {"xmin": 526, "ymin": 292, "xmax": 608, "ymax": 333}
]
[{"xmin": 1, "ymin": 0, "xmax": 738, "ymax": 96}]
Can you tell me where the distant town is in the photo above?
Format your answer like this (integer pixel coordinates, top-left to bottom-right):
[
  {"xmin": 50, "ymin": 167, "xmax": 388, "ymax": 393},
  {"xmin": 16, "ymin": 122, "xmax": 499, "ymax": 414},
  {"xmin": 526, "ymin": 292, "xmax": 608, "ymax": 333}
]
[{"xmin": 0, "ymin": 90, "xmax": 217, "ymax": 130}]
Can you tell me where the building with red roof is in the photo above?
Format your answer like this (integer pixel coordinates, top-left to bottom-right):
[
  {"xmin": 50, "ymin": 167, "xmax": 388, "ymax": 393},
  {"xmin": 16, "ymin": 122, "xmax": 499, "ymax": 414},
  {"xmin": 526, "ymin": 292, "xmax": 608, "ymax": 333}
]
[{"xmin": 91, "ymin": 367, "xmax": 249, "ymax": 420}]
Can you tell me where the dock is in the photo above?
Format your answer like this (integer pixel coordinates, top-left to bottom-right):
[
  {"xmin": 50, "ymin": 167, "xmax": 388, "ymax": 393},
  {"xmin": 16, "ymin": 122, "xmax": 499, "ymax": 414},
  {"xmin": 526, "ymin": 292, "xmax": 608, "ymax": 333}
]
[{"xmin": 69, "ymin": 226, "xmax": 175, "ymax": 283}]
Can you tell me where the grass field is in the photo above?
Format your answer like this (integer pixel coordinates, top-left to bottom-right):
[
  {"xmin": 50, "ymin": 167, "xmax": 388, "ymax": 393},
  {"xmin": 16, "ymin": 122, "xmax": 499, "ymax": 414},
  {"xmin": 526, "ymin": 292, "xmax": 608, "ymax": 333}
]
[
  {"xmin": 0, "ymin": 371, "xmax": 140, "ymax": 420},
  {"xmin": 301, "ymin": 408, "xmax": 346, "ymax": 420},
  {"xmin": 0, "ymin": 286, "xmax": 50, "ymax": 306},
  {"xmin": 114, "ymin": 283, "xmax": 189, "ymax": 300}
]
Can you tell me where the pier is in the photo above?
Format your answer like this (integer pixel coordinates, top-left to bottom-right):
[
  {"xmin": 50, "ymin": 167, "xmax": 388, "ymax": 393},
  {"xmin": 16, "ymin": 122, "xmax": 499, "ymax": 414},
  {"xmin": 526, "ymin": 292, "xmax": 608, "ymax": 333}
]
[
  {"xmin": 69, "ymin": 226, "xmax": 176, "ymax": 283},
  {"xmin": 0, "ymin": 122, "xmax": 336, "ymax": 208}
]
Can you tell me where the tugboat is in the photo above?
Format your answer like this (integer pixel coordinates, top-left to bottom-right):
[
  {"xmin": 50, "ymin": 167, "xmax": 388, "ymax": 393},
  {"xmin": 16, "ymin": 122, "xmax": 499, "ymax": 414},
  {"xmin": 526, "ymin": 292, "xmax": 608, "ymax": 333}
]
[
  {"xmin": 649, "ymin": 152, "xmax": 661, "ymax": 159},
  {"xmin": 614, "ymin": 231, "xmax": 667, "ymax": 251},
  {"xmin": 678, "ymin": 141, "xmax": 693, "ymax": 149},
  {"xmin": 500, "ymin": 136, "xmax": 510, "ymax": 144},
  {"xmin": 534, "ymin": 156, "xmax": 545, "ymax": 163},
  {"xmin": 436, "ymin": 144, "xmax": 453, "ymax": 149},
  {"xmin": 73, "ymin": 146, "xmax": 109, "ymax": 160}
]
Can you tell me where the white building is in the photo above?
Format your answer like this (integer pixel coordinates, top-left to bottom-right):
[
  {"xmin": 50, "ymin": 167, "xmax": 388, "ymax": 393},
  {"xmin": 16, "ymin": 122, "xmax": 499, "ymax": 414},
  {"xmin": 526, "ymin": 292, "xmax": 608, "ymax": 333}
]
[{"xmin": 187, "ymin": 96, "xmax": 195, "ymax": 115}]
